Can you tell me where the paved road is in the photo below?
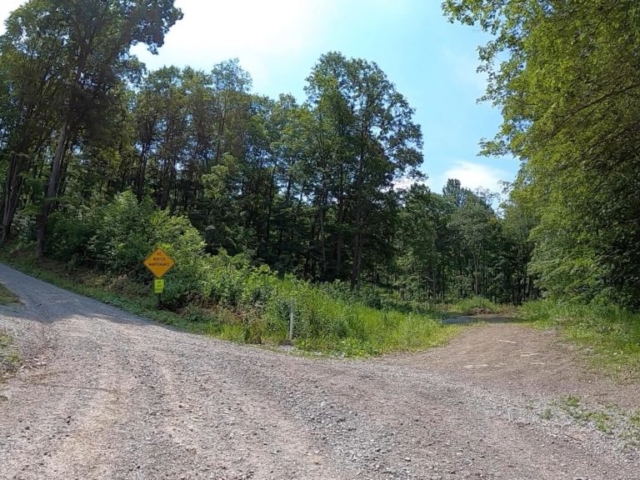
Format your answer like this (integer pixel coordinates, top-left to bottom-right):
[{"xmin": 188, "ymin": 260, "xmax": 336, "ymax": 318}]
[{"xmin": 0, "ymin": 264, "xmax": 638, "ymax": 479}]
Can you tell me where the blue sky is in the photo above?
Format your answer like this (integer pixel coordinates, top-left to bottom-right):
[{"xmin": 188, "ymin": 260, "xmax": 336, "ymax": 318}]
[{"xmin": 0, "ymin": 0, "xmax": 519, "ymax": 194}]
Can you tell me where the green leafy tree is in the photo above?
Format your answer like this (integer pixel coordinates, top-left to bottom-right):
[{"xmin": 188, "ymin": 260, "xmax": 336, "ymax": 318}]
[
  {"xmin": 306, "ymin": 52, "xmax": 424, "ymax": 287},
  {"xmin": 1, "ymin": 0, "xmax": 183, "ymax": 256},
  {"xmin": 443, "ymin": 0, "xmax": 640, "ymax": 307}
]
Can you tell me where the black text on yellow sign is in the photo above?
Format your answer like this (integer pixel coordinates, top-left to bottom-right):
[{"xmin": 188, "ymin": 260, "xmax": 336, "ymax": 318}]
[
  {"xmin": 154, "ymin": 279, "xmax": 165, "ymax": 294},
  {"xmin": 143, "ymin": 247, "xmax": 175, "ymax": 278}
]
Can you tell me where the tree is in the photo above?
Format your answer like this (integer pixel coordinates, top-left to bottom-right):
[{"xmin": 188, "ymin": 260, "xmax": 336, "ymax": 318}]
[
  {"xmin": 1, "ymin": 0, "xmax": 183, "ymax": 256},
  {"xmin": 0, "ymin": 9, "xmax": 62, "ymax": 242},
  {"xmin": 443, "ymin": 0, "xmax": 640, "ymax": 307},
  {"xmin": 305, "ymin": 52, "xmax": 424, "ymax": 287}
]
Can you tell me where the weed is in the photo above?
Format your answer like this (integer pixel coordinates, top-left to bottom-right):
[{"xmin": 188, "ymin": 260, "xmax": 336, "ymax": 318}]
[
  {"xmin": 563, "ymin": 395, "xmax": 581, "ymax": 408},
  {"xmin": 540, "ymin": 408, "xmax": 554, "ymax": 420},
  {"xmin": 0, "ymin": 332, "xmax": 20, "ymax": 381},
  {"xmin": 0, "ymin": 284, "xmax": 19, "ymax": 306},
  {"xmin": 519, "ymin": 301, "xmax": 640, "ymax": 378},
  {"xmin": 437, "ymin": 296, "xmax": 512, "ymax": 316},
  {"xmin": 0, "ymin": 249, "xmax": 457, "ymax": 357},
  {"xmin": 631, "ymin": 410, "xmax": 640, "ymax": 429},
  {"xmin": 557, "ymin": 395, "xmax": 616, "ymax": 435}
]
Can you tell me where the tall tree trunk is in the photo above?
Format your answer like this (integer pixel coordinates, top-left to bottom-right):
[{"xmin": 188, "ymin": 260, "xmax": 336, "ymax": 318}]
[
  {"xmin": 350, "ymin": 216, "xmax": 363, "ymax": 288},
  {"xmin": 36, "ymin": 118, "xmax": 71, "ymax": 257},
  {"xmin": 2, "ymin": 153, "xmax": 29, "ymax": 243},
  {"xmin": 335, "ymin": 165, "xmax": 345, "ymax": 279},
  {"xmin": 350, "ymin": 138, "xmax": 367, "ymax": 289},
  {"xmin": 135, "ymin": 150, "xmax": 149, "ymax": 202},
  {"xmin": 264, "ymin": 166, "xmax": 278, "ymax": 258}
]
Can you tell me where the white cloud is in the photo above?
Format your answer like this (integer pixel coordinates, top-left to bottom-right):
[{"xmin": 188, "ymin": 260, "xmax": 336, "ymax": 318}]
[
  {"xmin": 394, "ymin": 159, "xmax": 509, "ymax": 194},
  {"xmin": 1, "ymin": 0, "xmax": 339, "ymax": 91},
  {"xmin": 442, "ymin": 48, "xmax": 487, "ymax": 94},
  {"xmin": 435, "ymin": 160, "xmax": 508, "ymax": 193},
  {"xmin": 392, "ymin": 177, "xmax": 427, "ymax": 191},
  {"xmin": 131, "ymin": 0, "xmax": 338, "ymax": 90}
]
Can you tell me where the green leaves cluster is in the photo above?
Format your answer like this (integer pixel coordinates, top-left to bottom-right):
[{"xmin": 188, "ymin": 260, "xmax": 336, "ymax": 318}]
[
  {"xmin": 444, "ymin": 0, "xmax": 640, "ymax": 308},
  {"xmin": 46, "ymin": 192, "xmax": 206, "ymax": 306},
  {"xmin": 394, "ymin": 180, "xmax": 533, "ymax": 303}
]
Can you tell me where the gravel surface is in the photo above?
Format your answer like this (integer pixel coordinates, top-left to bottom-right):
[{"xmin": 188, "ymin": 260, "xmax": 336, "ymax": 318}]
[{"xmin": 0, "ymin": 263, "xmax": 639, "ymax": 480}]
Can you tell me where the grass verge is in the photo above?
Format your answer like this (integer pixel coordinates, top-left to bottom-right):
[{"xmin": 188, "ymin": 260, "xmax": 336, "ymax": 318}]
[
  {"xmin": 0, "ymin": 248, "xmax": 458, "ymax": 357},
  {"xmin": 0, "ymin": 284, "xmax": 19, "ymax": 306},
  {"xmin": 549, "ymin": 395, "xmax": 640, "ymax": 450},
  {"xmin": 0, "ymin": 331, "xmax": 19, "ymax": 384},
  {"xmin": 519, "ymin": 301, "xmax": 640, "ymax": 379}
]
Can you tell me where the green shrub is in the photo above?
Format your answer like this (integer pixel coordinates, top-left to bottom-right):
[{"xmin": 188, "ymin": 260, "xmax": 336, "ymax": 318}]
[
  {"xmin": 48, "ymin": 206, "xmax": 96, "ymax": 264},
  {"xmin": 443, "ymin": 296, "xmax": 502, "ymax": 315},
  {"xmin": 6, "ymin": 191, "xmax": 456, "ymax": 356},
  {"xmin": 81, "ymin": 192, "xmax": 208, "ymax": 308},
  {"xmin": 89, "ymin": 193, "xmax": 158, "ymax": 276},
  {"xmin": 204, "ymin": 250, "xmax": 252, "ymax": 306}
]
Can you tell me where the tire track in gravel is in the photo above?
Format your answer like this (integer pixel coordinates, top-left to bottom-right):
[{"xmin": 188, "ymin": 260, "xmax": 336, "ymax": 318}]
[{"xmin": 1, "ymin": 263, "xmax": 639, "ymax": 480}]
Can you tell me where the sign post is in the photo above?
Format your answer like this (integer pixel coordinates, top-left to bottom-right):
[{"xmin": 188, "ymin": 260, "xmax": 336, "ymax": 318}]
[
  {"xmin": 289, "ymin": 298, "xmax": 295, "ymax": 341},
  {"xmin": 143, "ymin": 248, "xmax": 175, "ymax": 308}
]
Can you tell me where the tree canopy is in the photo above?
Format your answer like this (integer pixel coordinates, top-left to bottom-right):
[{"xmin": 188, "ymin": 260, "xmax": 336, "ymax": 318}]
[{"xmin": 444, "ymin": 0, "xmax": 640, "ymax": 308}]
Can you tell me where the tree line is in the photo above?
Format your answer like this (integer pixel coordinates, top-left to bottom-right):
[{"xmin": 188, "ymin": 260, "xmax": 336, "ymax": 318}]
[
  {"xmin": 1, "ymin": 0, "xmax": 537, "ymax": 305},
  {"xmin": 444, "ymin": 0, "xmax": 640, "ymax": 310}
]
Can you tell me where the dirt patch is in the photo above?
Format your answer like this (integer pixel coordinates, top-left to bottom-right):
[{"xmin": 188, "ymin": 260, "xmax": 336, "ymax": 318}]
[{"xmin": 392, "ymin": 322, "xmax": 640, "ymax": 408}]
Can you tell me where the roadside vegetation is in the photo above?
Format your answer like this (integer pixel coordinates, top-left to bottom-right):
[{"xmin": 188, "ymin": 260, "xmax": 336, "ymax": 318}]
[
  {"xmin": 0, "ymin": 285, "xmax": 19, "ymax": 384},
  {"xmin": 437, "ymin": 296, "xmax": 513, "ymax": 317},
  {"xmin": 2, "ymin": 1, "xmax": 640, "ymax": 368},
  {"xmin": 0, "ymin": 284, "xmax": 19, "ymax": 306},
  {"xmin": 0, "ymin": 331, "xmax": 19, "ymax": 384},
  {"xmin": 547, "ymin": 395, "xmax": 640, "ymax": 451},
  {"xmin": 520, "ymin": 302, "xmax": 640, "ymax": 379},
  {"xmin": 0, "ymin": 196, "xmax": 457, "ymax": 356}
]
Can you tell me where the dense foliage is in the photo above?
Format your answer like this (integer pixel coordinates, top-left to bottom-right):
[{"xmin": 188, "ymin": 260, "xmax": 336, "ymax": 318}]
[
  {"xmin": 0, "ymin": 0, "xmax": 538, "ymax": 317},
  {"xmin": 444, "ymin": 0, "xmax": 640, "ymax": 309}
]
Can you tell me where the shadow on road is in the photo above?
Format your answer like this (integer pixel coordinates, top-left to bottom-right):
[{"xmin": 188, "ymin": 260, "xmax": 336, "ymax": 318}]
[{"xmin": 0, "ymin": 263, "xmax": 176, "ymax": 332}]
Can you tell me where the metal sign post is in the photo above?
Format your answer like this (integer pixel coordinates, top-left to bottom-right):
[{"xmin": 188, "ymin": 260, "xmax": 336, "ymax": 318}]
[
  {"xmin": 154, "ymin": 279, "xmax": 165, "ymax": 307},
  {"xmin": 289, "ymin": 299, "xmax": 294, "ymax": 341}
]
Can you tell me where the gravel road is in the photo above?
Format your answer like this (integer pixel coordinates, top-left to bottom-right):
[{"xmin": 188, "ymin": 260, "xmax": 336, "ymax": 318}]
[{"xmin": 1, "ymin": 263, "xmax": 639, "ymax": 480}]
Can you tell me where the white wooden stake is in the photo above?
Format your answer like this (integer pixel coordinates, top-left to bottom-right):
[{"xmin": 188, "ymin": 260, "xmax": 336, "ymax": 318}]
[{"xmin": 289, "ymin": 299, "xmax": 294, "ymax": 340}]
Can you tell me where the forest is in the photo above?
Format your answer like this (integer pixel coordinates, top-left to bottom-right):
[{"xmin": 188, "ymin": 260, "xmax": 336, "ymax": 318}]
[{"xmin": 1, "ymin": 0, "xmax": 639, "ymax": 342}]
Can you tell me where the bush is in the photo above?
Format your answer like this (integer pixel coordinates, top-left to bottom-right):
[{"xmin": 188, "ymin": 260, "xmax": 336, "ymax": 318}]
[
  {"xmin": 89, "ymin": 193, "xmax": 159, "ymax": 276},
  {"xmin": 44, "ymin": 192, "xmax": 208, "ymax": 308},
  {"xmin": 30, "ymin": 191, "xmax": 454, "ymax": 355},
  {"xmin": 48, "ymin": 205, "xmax": 96, "ymax": 265}
]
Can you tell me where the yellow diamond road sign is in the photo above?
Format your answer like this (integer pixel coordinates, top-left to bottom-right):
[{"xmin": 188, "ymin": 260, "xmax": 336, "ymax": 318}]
[{"xmin": 144, "ymin": 248, "xmax": 175, "ymax": 278}]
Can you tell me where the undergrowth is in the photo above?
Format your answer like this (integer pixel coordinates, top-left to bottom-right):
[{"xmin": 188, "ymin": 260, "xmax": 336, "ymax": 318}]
[
  {"xmin": 0, "ymin": 331, "xmax": 19, "ymax": 382},
  {"xmin": 437, "ymin": 296, "xmax": 511, "ymax": 316},
  {"xmin": 0, "ymin": 248, "xmax": 457, "ymax": 357},
  {"xmin": 0, "ymin": 284, "xmax": 19, "ymax": 306}
]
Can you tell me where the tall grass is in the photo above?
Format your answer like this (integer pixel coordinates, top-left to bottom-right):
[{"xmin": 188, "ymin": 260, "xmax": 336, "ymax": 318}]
[
  {"xmin": 520, "ymin": 301, "xmax": 640, "ymax": 377},
  {"xmin": 0, "ymin": 284, "xmax": 19, "ymax": 305},
  {"xmin": 0, "ymin": 249, "xmax": 457, "ymax": 356}
]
